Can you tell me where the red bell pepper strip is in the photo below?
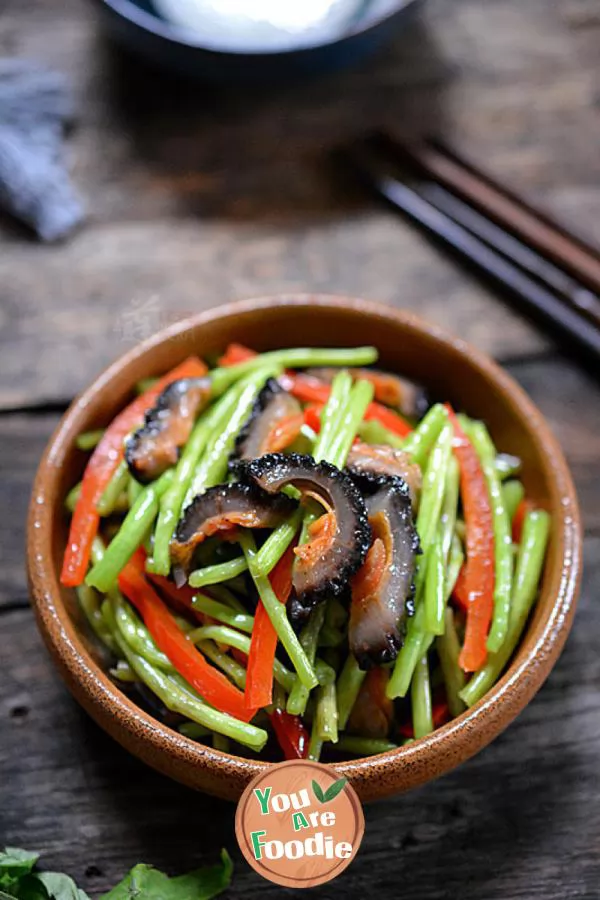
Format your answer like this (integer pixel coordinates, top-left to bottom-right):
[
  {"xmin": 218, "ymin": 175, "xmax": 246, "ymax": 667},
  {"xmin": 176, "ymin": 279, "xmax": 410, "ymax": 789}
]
[
  {"xmin": 147, "ymin": 573, "xmax": 204, "ymax": 621},
  {"xmin": 288, "ymin": 375, "xmax": 331, "ymax": 405},
  {"xmin": 118, "ymin": 554, "xmax": 254, "ymax": 721},
  {"xmin": 290, "ymin": 375, "xmax": 412, "ymax": 437},
  {"xmin": 358, "ymin": 370, "xmax": 411, "ymax": 409},
  {"xmin": 269, "ymin": 708, "xmax": 309, "ymax": 759},
  {"xmin": 512, "ymin": 498, "xmax": 533, "ymax": 544},
  {"xmin": 217, "ymin": 343, "xmax": 257, "ymax": 366},
  {"xmin": 446, "ymin": 406, "xmax": 495, "ymax": 672},
  {"xmin": 451, "ymin": 562, "xmax": 469, "ymax": 613},
  {"xmin": 291, "ymin": 369, "xmax": 418, "ymax": 411},
  {"xmin": 61, "ymin": 356, "xmax": 207, "ymax": 588},
  {"xmin": 303, "ymin": 403, "xmax": 323, "ymax": 433},
  {"xmin": 149, "ymin": 557, "xmax": 237, "ymax": 643},
  {"xmin": 399, "ymin": 698, "xmax": 450, "ymax": 738},
  {"xmin": 363, "ymin": 403, "xmax": 412, "ymax": 437},
  {"xmin": 245, "ymin": 542, "xmax": 296, "ymax": 709},
  {"xmin": 346, "ymin": 667, "xmax": 393, "ymax": 737},
  {"xmin": 230, "ymin": 647, "xmax": 249, "ymax": 667}
]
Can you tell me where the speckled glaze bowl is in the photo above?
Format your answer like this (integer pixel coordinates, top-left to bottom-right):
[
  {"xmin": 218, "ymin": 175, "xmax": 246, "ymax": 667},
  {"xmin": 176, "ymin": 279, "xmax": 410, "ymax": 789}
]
[{"xmin": 27, "ymin": 296, "xmax": 582, "ymax": 802}]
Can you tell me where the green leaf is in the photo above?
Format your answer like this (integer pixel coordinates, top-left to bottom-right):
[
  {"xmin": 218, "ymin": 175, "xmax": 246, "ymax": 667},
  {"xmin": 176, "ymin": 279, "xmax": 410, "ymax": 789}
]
[
  {"xmin": 0, "ymin": 849, "xmax": 40, "ymax": 879},
  {"xmin": 99, "ymin": 865, "xmax": 160, "ymax": 900},
  {"xmin": 323, "ymin": 777, "xmax": 348, "ymax": 803},
  {"xmin": 169, "ymin": 850, "xmax": 233, "ymax": 899},
  {"xmin": 311, "ymin": 780, "xmax": 325, "ymax": 803},
  {"xmin": 11, "ymin": 874, "xmax": 49, "ymax": 900},
  {"xmin": 35, "ymin": 873, "xmax": 90, "ymax": 900},
  {"xmin": 100, "ymin": 849, "xmax": 233, "ymax": 900},
  {"xmin": 0, "ymin": 848, "xmax": 42, "ymax": 897}
]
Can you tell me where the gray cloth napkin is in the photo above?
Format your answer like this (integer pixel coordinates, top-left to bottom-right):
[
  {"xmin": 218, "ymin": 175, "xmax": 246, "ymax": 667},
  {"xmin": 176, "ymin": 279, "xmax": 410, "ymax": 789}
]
[{"xmin": 0, "ymin": 59, "xmax": 84, "ymax": 241}]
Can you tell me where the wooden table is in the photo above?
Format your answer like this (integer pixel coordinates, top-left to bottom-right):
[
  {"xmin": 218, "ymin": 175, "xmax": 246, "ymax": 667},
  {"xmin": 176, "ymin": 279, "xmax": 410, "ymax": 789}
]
[{"xmin": 1, "ymin": 0, "xmax": 599, "ymax": 896}]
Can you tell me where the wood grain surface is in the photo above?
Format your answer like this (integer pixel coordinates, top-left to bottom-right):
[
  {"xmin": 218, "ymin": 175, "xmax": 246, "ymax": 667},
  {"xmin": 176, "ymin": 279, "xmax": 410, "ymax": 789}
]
[{"xmin": 1, "ymin": 0, "xmax": 599, "ymax": 897}]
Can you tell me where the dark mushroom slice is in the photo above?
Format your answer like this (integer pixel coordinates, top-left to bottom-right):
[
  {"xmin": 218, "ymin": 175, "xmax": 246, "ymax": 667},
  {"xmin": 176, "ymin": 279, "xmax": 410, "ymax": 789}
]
[
  {"xmin": 125, "ymin": 378, "xmax": 211, "ymax": 483},
  {"xmin": 171, "ymin": 482, "xmax": 297, "ymax": 584},
  {"xmin": 346, "ymin": 441, "xmax": 422, "ymax": 503},
  {"xmin": 307, "ymin": 367, "xmax": 429, "ymax": 418},
  {"xmin": 349, "ymin": 477, "xmax": 420, "ymax": 669},
  {"xmin": 347, "ymin": 668, "xmax": 393, "ymax": 739},
  {"xmin": 233, "ymin": 378, "xmax": 303, "ymax": 462},
  {"xmin": 240, "ymin": 453, "xmax": 371, "ymax": 616}
]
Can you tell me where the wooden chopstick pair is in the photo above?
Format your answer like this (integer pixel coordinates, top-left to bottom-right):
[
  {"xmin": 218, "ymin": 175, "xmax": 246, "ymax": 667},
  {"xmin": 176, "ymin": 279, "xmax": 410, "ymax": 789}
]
[{"xmin": 345, "ymin": 132, "xmax": 600, "ymax": 366}]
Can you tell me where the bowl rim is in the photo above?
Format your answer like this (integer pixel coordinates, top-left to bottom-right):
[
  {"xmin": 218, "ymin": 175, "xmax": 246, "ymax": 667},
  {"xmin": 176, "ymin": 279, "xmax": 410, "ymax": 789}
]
[
  {"xmin": 91, "ymin": 0, "xmax": 417, "ymax": 58},
  {"xmin": 27, "ymin": 294, "xmax": 582, "ymax": 799}
]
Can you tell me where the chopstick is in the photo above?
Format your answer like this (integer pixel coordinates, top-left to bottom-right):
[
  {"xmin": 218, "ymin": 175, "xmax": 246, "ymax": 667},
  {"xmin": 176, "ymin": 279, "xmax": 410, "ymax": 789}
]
[
  {"xmin": 379, "ymin": 135, "xmax": 600, "ymax": 331},
  {"xmin": 344, "ymin": 134, "xmax": 600, "ymax": 366},
  {"xmin": 401, "ymin": 138, "xmax": 600, "ymax": 297}
]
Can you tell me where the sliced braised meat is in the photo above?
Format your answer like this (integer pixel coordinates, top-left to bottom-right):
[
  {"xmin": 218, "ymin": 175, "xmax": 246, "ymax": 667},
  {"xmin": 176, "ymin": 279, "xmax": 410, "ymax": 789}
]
[
  {"xmin": 349, "ymin": 477, "xmax": 420, "ymax": 669},
  {"xmin": 125, "ymin": 378, "xmax": 211, "ymax": 483},
  {"xmin": 170, "ymin": 482, "xmax": 297, "ymax": 584},
  {"xmin": 347, "ymin": 668, "xmax": 393, "ymax": 739},
  {"xmin": 233, "ymin": 378, "xmax": 303, "ymax": 462},
  {"xmin": 307, "ymin": 367, "xmax": 429, "ymax": 418},
  {"xmin": 346, "ymin": 441, "xmax": 422, "ymax": 502},
  {"xmin": 240, "ymin": 453, "xmax": 371, "ymax": 617}
]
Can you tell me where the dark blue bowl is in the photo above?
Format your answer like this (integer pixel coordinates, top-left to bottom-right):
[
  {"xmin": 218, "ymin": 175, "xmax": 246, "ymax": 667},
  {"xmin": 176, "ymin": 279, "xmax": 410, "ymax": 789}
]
[{"xmin": 89, "ymin": 0, "xmax": 420, "ymax": 82}]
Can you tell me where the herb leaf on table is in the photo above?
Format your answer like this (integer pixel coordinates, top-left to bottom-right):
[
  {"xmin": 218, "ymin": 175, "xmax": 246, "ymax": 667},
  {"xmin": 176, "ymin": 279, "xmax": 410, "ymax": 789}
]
[
  {"xmin": 0, "ymin": 848, "xmax": 232, "ymax": 900},
  {"xmin": 100, "ymin": 849, "xmax": 233, "ymax": 900},
  {"xmin": 36, "ymin": 872, "xmax": 90, "ymax": 900},
  {"xmin": 0, "ymin": 848, "xmax": 40, "ymax": 892}
]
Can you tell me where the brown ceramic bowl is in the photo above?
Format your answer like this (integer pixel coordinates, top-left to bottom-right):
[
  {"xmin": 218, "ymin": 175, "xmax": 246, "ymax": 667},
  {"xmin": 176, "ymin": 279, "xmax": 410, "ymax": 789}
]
[{"xmin": 27, "ymin": 295, "xmax": 582, "ymax": 802}]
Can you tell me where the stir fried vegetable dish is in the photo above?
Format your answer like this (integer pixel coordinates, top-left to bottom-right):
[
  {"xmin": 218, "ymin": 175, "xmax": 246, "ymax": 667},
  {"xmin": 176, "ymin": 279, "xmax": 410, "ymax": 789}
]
[{"xmin": 62, "ymin": 344, "xmax": 550, "ymax": 760}]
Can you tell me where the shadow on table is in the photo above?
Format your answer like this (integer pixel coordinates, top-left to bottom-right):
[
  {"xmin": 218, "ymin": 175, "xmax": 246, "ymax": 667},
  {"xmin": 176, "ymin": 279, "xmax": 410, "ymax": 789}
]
[
  {"xmin": 74, "ymin": 704, "xmax": 582, "ymax": 898},
  {"xmin": 317, "ymin": 731, "xmax": 584, "ymax": 899},
  {"xmin": 60, "ymin": 544, "xmax": 598, "ymax": 896},
  {"xmin": 75, "ymin": 712, "xmax": 234, "ymax": 873},
  {"xmin": 95, "ymin": 12, "xmax": 452, "ymax": 226}
]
